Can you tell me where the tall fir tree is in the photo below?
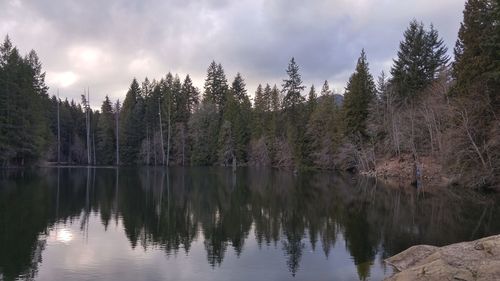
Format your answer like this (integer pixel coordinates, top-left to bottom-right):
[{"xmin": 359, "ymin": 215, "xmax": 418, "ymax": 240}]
[
  {"xmin": 0, "ymin": 36, "xmax": 49, "ymax": 165},
  {"xmin": 305, "ymin": 80, "xmax": 338, "ymax": 168},
  {"xmin": 120, "ymin": 78, "xmax": 144, "ymax": 164},
  {"xmin": 97, "ymin": 96, "xmax": 116, "ymax": 165},
  {"xmin": 281, "ymin": 57, "xmax": 306, "ymax": 166},
  {"xmin": 391, "ymin": 20, "xmax": 449, "ymax": 103},
  {"xmin": 253, "ymin": 84, "xmax": 265, "ymax": 138},
  {"xmin": 453, "ymin": 0, "xmax": 500, "ymax": 108},
  {"xmin": 181, "ymin": 74, "xmax": 199, "ymax": 116},
  {"xmin": 282, "ymin": 57, "xmax": 305, "ymax": 110},
  {"xmin": 343, "ymin": 50, "xmax": 376, "ymax": 137},
  {"xmin": 220, "ymin": 73, "xmax": 251, "ymax": 165},
  {"xmin": 203, "ymin": 61, "xmax": 228, "ymax": 112},
  {"xmin": 306, "ymin": 85, "xmax": 317, "ymax": 118}
]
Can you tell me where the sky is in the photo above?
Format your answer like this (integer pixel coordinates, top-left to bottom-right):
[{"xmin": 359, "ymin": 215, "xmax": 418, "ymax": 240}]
[{"xmin": 0, "ymin": 0, "xmax": 466, "ymax": 108}]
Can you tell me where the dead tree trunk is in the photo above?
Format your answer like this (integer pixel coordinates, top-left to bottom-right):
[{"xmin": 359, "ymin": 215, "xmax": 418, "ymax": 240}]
[
  {"xmin": 92, "ymin": 132, "xmax": 96, "ymax": 165},
  {"xmin": 115, "ymin": 100, "xmax": 120, "ymax": 166},
  {"xmin": 460, "ymin": 109, "xmax": 488, "ymax": 170},
  {"xmin": 159, "ymin": 99, "xmax": 166, "ymax": 166},
  {"xmin": 86, "ymin": 88, "xmax": 91, "ymax": 166},
  {"xmin": 166, "ymin": 100, "xmax": 171, "ymax": 167},
  {"xmin": 182, "ymin": 125, "xmax": 185, "ymax": 166},
  {"xmin": 57, "ymin": 89, "xmax": 61, "ymax": 165}
]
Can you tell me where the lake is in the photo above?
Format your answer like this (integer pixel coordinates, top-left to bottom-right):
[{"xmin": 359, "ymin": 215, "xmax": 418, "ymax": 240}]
[{"xmin": 1, "ymin": 167, "xmax": 499, "ymax": 281}]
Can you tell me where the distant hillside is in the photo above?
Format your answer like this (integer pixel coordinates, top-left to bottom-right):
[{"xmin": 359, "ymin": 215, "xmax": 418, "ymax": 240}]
[{"xmin": 317, "ymin": 94, "xmax": 343, "ymax": 106}]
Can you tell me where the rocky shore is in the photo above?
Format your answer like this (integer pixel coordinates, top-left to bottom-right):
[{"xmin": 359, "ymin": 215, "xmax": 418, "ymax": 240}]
[{"xmin": 384, "ymin": 234, "xmax": 500, "ymax": 280}]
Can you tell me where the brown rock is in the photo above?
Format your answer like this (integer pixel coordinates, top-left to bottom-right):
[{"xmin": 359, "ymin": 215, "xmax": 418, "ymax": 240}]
[{"xmin": 385, "ymin": 234, "xmax": 500, "ymax": 281}]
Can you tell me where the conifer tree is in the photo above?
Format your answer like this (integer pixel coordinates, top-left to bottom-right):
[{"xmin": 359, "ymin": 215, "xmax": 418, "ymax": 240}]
[
  {"xmin": 0, "ymin": 36, "xmax": 48, "ymax": 165},
  {"xmin": 306, "ymin": 85, "xmax": 317, "ymax": 117},
  {"xmin": 220, "ymin": 73, "xmax": 251, "ymax": 165},
  {"xmin": 453, "ymin": 0, "xmax": 500, "ymax": 107},
  {"xmin": 391, "ymin": 20, "xmax": 449, "ymax": 102},
  {"xmin": 253, "ymin": 84, "xmax": 265, "ymax": 138},
  {"xmin": 97, "ymin": 96, "xmax": 116, "ymax": 165},
  {"xmin": 120, "ymin": 78, "xmax": 144, "ymax": 164},
  {"xmin": 281, "ymin": 57, "xmax": 306, "ymax": 166},
  {"xmin": 268, "ymin": 85, "xmax": 281, "ymax": 156},
  {"xmin": 181, "ymin": 75, "xmax": 199, "ymax": 115},
  {"xmin": 343, "ymin": 50, "xmax": 376, "ymax": 137},
  {"xmin": 203, "ymin": 61, "xmax": 228, "ymax": 112},
  {"xmin": 282, "ymin": 57, "xmax": 305, "ymax": 110},
  {"xmin": 306, "ymin": 80, "xmax": 337, "ymax": 168}
]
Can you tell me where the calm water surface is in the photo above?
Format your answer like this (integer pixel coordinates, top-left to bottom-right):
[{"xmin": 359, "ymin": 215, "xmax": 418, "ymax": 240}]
[{"xmin": 1, "ymin": 168, "xmax": 500, "ymax": 281}]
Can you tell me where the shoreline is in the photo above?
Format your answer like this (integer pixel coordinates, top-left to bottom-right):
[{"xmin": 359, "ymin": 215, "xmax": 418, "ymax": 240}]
[{"xmin": 384, "ymin": 234, "xmax": 500, "ymax": 280}]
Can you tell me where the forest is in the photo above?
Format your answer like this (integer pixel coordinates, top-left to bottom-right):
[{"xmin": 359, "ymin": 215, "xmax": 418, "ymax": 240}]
[{"xmin": 0, "ymin": 0, "xmax": 498, "ymax": 189}]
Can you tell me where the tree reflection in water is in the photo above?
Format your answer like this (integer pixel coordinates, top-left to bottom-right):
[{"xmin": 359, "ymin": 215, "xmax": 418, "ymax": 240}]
[{"xmin": 0, "ymin": 167, "xmax": 499, "ymax": 281}]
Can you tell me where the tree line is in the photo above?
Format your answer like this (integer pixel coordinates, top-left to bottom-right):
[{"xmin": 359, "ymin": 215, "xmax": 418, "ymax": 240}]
[{"xmin": 0, "ymin": 0, "xmax": 498, "ymax": 188}]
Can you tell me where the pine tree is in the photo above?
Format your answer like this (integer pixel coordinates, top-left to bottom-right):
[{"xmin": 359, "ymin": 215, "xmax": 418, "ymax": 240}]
[
  {"xmin": 453, "ymin": 0, "xmax": 500, "ymax": 107},
  {"xmin": 203, "ymin": 61, "xmax": 228, "ymax": 112},
  {"xmin": 282, "ymin": 57, "xmax": 305, "ymax": 110},
  {"xmin": 120, "ymin": 78, "xmax": 144, "ymax": 164},
  {"xmin": 281, "ymin": 57, "xmax": 306, "ymax": 166},
  {"xmin": 189, "ymin": 102, "xmax": 218, "ymax": 165},
  {"xmin": 0, "ymin": 36, "xmax": 49, "ymax": 165},
  {"xmin": 343, "ymin": 50, "xmax": 376, "ymax": 137},
  {"xmin": 181, "ymin": 74, "xmax": 199, "ymax": 115},
  {"xmin": 391, "ymin": 20, "xmax": 449, "ymax": 103},
  {"xmin": 306, "ymin": 85, "xmax": 317, "ymax": 117},
  {"xmin": 97, "ymin": 96, "xmax": 116, "ymax": 165},
  {"xmin": 220, "ymin": 73, "xmax": 251, "ymax": 165},
  {"xmin": 306, "ymin": 80, "xmax": 337, "ymax": 168},
  {"xmin": 114, "ymin": 99, "xmax": 121, "ymax": 166},
  {"xmin": 253, "ymin": 84, "xmax": 265, "ymax": 138},
  {"xmin": 269, "ymin": 85, "xmax": 281, "ymax": 158}
]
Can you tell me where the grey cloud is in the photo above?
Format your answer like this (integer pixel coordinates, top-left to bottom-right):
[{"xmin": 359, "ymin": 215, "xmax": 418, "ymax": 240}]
[{"xmin": 0, "ymin": 0, "xmax": 465, "ymax": 107}]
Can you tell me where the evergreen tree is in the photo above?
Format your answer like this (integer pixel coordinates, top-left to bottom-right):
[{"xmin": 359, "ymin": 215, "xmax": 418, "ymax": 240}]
[
  {"xmin": 343, "ymin": 50, "xmax": 376, "ymax": 137},
  {"xmin": 253, "ymin": 84, "xmax": 265, "ymax": 138},
  {"xmin": 320, "ymin": 80, "xmax": 332, "ymax": 97},
  {"xmin": 268, "ymin": 85, "xmax": 281, "ymax": 159},
  {"xmin": 281, "ymin": 57, "xmax": 306, "ymax": 166},
  {"xmin": 376, "ymin": 71, "xmax": 388, "ymax": 102},
  {"xmin": 0, "ymin": 36, "xmax": 48, "ymax": 165},
  {"xmin": 262, "ymin": 84, "xmax": 273, "ymax": 138},
  {"xmin": 391, "ymin": 20, "xmax": 449, "ymax": 102},
  {"xmin": 306, "ymin": 80, "xmax": 338, "ymax": 168},
  {"xmin": 453, "ymin": 0, "xmax": 500, "ymax": 107},
  {"xmin": 306, "ymin": 85, "xmax": 317, "ymax": 117},
  {"xmin": 220, "ymin": 73, "xmax": 251, "ymax": 165},
  {"xmin": 181, "ymin": 74, "xmax": 199, "ymax": 115},
  {"xmin": 203, "ymin": 61, "xmax": 228, "ymax": 111},
  {"xmin": 282, "ymin": 57, "xmax": 305, "ymax": 110},
  {"xmin": 189, "ymin": 102, "xmax": 218, "ymax": 165},
  {"xmin": 97, "ymin": 96, "xmax": 116, "ymax": 165},
  {"xmin": 120, "ymin": 78, "xmax": 144, "ymax": 164}
]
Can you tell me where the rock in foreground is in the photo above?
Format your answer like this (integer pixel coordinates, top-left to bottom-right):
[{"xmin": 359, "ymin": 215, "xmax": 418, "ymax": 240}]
[{"xmin": 385, "ymin": 234, "xmax": 500, "ymax": 281}]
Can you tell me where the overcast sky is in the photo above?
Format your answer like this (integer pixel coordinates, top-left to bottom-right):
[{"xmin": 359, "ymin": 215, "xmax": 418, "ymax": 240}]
[{"xmin": 0, "ymin": 0, "xmax": 466, "ymax": 108}]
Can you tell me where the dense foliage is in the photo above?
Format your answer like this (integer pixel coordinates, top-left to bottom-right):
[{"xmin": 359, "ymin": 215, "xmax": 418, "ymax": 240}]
[{"xmin": 0, "ymin": 0, "xmax": 498, "ymax": 188}]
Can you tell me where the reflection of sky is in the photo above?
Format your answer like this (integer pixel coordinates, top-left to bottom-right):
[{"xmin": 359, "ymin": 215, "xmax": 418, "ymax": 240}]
[{"xmin": 36, "ymin": 214, "xmax": 390, "ymax": 281}]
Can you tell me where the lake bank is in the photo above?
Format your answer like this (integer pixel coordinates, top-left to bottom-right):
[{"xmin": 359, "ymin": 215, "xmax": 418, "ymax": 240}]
[{"xmin": 384, "ymin": 234, "xmax": 500, "ymax": 281}]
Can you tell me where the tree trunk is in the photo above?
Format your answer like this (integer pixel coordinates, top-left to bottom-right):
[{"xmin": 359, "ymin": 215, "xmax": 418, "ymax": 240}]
[
  {"xmin": 115, "ymin": 100, "xmax": 119, "ymax": 166},
  {"xmin": 86, "ymin": 88, "xmax": 91, "ymax": 166},
  {"xmin": 92, "ymin": 132, "xmax": 96, "ymax": 165},
  {"xmin": 460, "ymin": 109, "xmax": 488, "ymax": 170},
  {"xmin": 57, "ymin": 89, "xmax": 61, "ymax": 165},
  {"xmin": 166, "ymin": 102, "xmax": 171, "ymax": 167},
  {"xmin": 159, "ymin": 99, "xmax": 166, "ymax": 166},
  {"xmin": 182, "ymin": 125, "xmax": 185, "ymax": 166}
]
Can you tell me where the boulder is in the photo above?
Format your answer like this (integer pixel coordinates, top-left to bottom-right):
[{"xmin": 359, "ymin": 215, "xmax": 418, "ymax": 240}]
[{"xmin": 385, "ymin": 234, "xmax": 500, "ymax": 281}]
